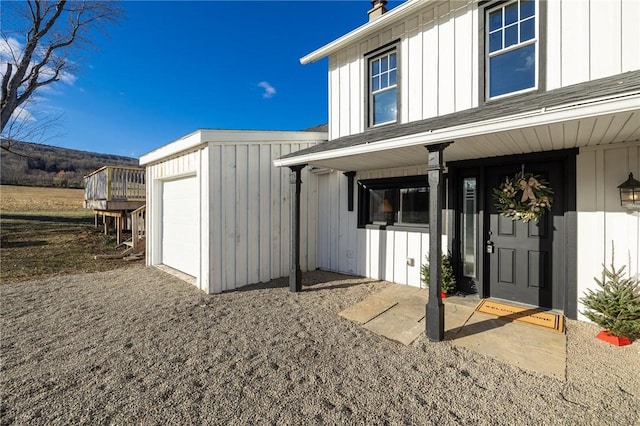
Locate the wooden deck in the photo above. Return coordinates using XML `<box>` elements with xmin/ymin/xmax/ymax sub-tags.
<box><xmin>83</xmin><ymin>166</ymin><xmax>145</xmax><ymax>211</ymax></box>
<box><xmin>84</xmin><ymin>166</ymin><xmax>146</xmax><ymax>252</ymax></box>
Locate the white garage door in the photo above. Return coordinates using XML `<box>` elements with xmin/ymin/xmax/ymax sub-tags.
<box><xmin>162</xmin><ymin>176</ymin><xmax>199</xmax><ymax>277</ymax></box>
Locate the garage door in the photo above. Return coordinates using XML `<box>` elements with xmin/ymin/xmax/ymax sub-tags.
<box><xmin>162</xmin><ymin>176</ymin><xmax>199</xmax><ymax>277</ymax></box>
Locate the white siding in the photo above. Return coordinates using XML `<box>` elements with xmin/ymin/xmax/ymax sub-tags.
<box><xmin>146</xmin><ymin>136</ymin><xmax>322</xmax><ymax>294</ymax></box>
<box><xmin>576</xmin><ymin>141</ymin><xmax>640</xmax><ymax>321</ymax></box>
<box><xmin>549</xmin><ymin>0</ymin><xmax>639</xmax><ymax>90</ymax></box>
<box><xmin>328</xmin><ymin>0</ymin><xmax>478</xmax><ymax>139</ymax></box>
<box><xmin>326</xmin><ymin>0</ymin><xmax>639</xmax><ymax>139</ymax></box>
<box><xmin>317</xmin><ymin>165</ymin><xmax>449</xmax><ymax>287</ymax></box>
<box><xmin>206</xmin><ymin>141</ymin><xmax>319</xmax><ymax>293</ymax></box>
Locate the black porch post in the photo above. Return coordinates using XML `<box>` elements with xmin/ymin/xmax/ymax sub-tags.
<box><xmin>425</xmin><ymin>143</ymin><xmax>451</xmax><ymax>342</ymax></box>
<box><xmin>289</xmin><ymin>164</ymin><xmax>305</xmax><ymax>292</ymax></box>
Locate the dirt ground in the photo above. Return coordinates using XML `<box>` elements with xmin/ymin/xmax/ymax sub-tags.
<box><xmin>1</xmin><ymin>267</ymin><xmax>638</xmax><ymax>425</ymax></box>
<box><xmin>1</xmin><ymin>185</ymin><xmax>140</xmax><ymax>283</ymax></box>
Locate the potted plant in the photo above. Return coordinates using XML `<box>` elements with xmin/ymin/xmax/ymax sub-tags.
<box><xmin>580</xmin><ymin>249</ymin><xmax>640</xmax><ymax>346</ymax></box>
<box><xmin>421</xmin><ymin>252</ymin><xmax>456</xmax><ymax>298</ymax></box>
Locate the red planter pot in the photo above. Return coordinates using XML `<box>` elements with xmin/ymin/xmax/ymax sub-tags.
<box><xmin>596</xmin><ymin>330</ymin><xmax>632</xmax><ymax>346</ymax></box>
<box><xmin>441</xmin><ymin>292</ymin><xmax>447</xmax><ymax>299</ymax></box>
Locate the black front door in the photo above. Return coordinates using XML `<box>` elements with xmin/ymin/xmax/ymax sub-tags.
<box><xmin>485</xmin><ymin>161</ymin><xmax>565</xmax><ymax>310</ymax></box>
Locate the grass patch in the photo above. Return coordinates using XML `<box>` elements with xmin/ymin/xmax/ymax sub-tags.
<box><xmin>1</xmin><ymin>185</ymin><xmax>140</xmax><ymax>284</ymax></box>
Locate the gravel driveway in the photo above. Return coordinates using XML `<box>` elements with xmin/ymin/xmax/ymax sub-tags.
<box><xmin>1</xmin><ymin>266</ymin><xmax>638</xmax><ymax>425</ymax></box>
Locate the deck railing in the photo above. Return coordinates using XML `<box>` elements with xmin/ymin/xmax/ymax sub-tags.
<box><xmin>131</xmin><ymin>204</ymin><xmax>146</xmax><ymax>253</ymax></box>
<box><xmin>84</xmin><ymin>166</ymin><xmax>145</xmax><ymax>201</ymax></box>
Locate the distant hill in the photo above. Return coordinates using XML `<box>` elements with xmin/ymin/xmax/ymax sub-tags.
<box><xmin>0</xmin><ymin>140</ymin><xmax>139</xmax><ymax>188</ymax></box>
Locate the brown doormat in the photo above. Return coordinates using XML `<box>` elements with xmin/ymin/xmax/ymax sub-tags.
<box><xmin>474</xmin><ymin>300</ymin><xmax>565</xmax><ymax>333</ymax></box>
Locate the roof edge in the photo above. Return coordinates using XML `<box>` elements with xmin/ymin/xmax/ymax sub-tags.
<box><xmin>300</xmin><ymin>0</ymin><xmax>435</xmax><ymax>64</ymax></box>
<box><xmin>140</xmin><ymin>129</ymin><xmax>328</xmax><ymax>166</ymax></box>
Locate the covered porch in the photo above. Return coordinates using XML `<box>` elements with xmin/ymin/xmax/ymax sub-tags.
<box><xmin>275</xmin><ymin>71</ymin><xmax>640</xmax><ymax>341</ymax></box>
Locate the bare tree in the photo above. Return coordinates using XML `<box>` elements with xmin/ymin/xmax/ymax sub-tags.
<box><xmin>1</xmin><ymin>0</ymin><xmax>122</xmax><ymax>152</ymax></box>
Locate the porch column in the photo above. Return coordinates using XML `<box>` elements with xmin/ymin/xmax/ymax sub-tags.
<box><xmin>425</xmin><ymin>142</ymin><xmax>451</xmax><ymax>342</ymax></box>
<box><xmin>289</xmin><ymin>164</ymin><xmax>306</xmax><ymax>292</ymax></box>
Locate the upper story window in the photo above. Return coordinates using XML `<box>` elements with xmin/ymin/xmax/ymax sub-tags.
<box><xmin>486</xmin><ymin>0</ymin><xmax>537</xmax><ymax>99</ymax></box>
<box><xmin>369</xmin><ymin>50</ymin><xmax>398</xmax><ymax>126</ymax></box>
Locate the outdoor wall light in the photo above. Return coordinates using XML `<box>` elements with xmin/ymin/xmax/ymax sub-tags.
<box><xmin>618</xmin><ymin>173</ymin><xmax>640</xmax><ymax>209</ymax></box>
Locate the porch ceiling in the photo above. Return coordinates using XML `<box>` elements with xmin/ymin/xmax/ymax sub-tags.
<box><xmin>296</xmin><ymin>107</ymin><xmax>640</xmax><ymax>172</ymax></box>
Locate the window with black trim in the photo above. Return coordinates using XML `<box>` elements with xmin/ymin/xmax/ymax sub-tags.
<box><xmin>485</xmin><ymin>0</ymin><xmax>537</xmax><ymax>99</ymax></box>
<box><xmin>369</xmin><ymin>50</ymin><xmax>398</xmax><ymax>126</ymax></box>
<box><xmin>358</xmin><ymin>176</ymin><xmax>429</xmax><ymax>228</ymax></box>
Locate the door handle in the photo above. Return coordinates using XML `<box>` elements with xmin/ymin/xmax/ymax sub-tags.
<box><xmin>486</xmin><ymin>240</ymin><xmax>495</xmax><ymax>254</ymax></box>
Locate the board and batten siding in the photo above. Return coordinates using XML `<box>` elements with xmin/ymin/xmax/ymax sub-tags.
<box><xmin>329</xmin><ymin>0</ymin><xmax>478</xmax><ymax>140</ymax></box>
<box><xmin>317</xmin><ymin>165</ymin><xmax>448</xmax><ymax>287</ymax></box>
<box><xmin>327</xmin><ymin>0</ymin><xmax>638</xmax><ymax>140</ymax></box>
<box><xmin>207</xmin><ymin>141</ymin><xmax>319</xmax><ymax>293</ymax></box>
<box><xmin>145</xmin><ymin>136</ymin><xmax>322</xmax><ymax>294</ymax></box>
<box><xmin>576</xmin><ymin>141</ymin><xmax>640</xmax><ymax>321</ymax></box>
<box><xmin>547</xmin><ymin>0</ymin><xmax>640</xmax><ymax>90</ymax></box>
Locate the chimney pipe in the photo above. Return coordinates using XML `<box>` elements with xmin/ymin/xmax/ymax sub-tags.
<box><xmin>368</xmin><ymin>0</ymin><xmax>388</xmax><ymax>22</ymax></box>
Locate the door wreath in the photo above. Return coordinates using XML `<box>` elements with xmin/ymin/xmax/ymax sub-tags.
<box><xmin>492</xmin><ymin>172</ymin><xmax>553</xmax><ymax>223</ymax></box>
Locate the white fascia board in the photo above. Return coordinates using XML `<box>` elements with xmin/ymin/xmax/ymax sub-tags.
<box><xmin>199</xmin><ymin>129</ymin><xmax>327</xmax><ymax>145</ymax></box>
<box><xmin>140</xmin><ymin>129</ymin><xmax>327</xmax><ymax>165</ymax></box>
<box><xmin>300</xmin><ymin>0</ymin><xmax>434</xmax><ymax>64</ymax></box>
<box><xmin>140</xmin><ymin>130</ymin><xmax>206</xmax><ymax>166</ymax></box>
<box><xmin>273</xmin><ymin>92</ymin><xmax>640</xmax><ymax>167</ymax></box>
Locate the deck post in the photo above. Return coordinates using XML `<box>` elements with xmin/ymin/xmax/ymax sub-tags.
<box><xmin>288</xmin><ymin>165</ymin><xmax>305</xmax><ymax>292</ymax></box>
<box><xmin>425</xmin><ymin>142</ymin><xmax>451</xmax><ymax>342</ymax></box>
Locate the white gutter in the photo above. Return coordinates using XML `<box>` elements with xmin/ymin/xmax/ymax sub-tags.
<box><xmin>300</xmin><ymin>0</ymin><xmax>434</xmax><ymax>64</ymax></box>
<box><xmin>273</xmin><ymin>92</ymin><xmax>640</xmax><ymax>167</ymax></box>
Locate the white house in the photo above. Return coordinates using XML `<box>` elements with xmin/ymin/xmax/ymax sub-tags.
<box><xmin>274</xmin><ymin>0</ymin><xmax>640</xmax><ymax>335</ymax></box>
<box><xmin>139</xmin><ymin>129</ymin><xmax>327</xmax><ymax>293</ymax></box>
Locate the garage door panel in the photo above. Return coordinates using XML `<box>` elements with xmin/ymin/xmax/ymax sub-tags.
<box><xmin>162</xmin><ymin>177</ymin><xmax>199</xmax><ymax>277</ymax></box>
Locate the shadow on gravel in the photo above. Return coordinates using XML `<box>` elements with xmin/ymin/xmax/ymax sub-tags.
<box><xmin>233</xmin><ymin>278</ymin><xmax>288</xmax><ymax>292</ymax></box>
<box><xmin>303</xmin><ymin>280</ymin><xmax>382</xmax><ymax>292</ymax></box>
<box><xmin>230</xmin><ymin>272</ymin><xmax>375</xmax><ymax>293</ymax></box>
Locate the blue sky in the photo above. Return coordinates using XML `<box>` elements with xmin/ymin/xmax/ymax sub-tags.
<box><xmin>3</xmin><ymin>1</ymin><xmax>402</xmax><ymax>159</ymax></box>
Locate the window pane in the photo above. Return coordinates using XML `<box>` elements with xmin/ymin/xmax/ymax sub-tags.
<box><xmin>372</xmin><ymin>76</ymin><xmax>380</xmax><ymax>91</ymax></box>
<box><xmin>505</xmin><ymin>2</ymin><xmax>518</xmax><ymax>25</ymax></box>
<box><xmin>369</xmin><ymin>189</ymin><xmax>398</xmax><ymax>224</ymax></box>
<box><xmin>520</xmin><ymin>0</ymin><xmax>535</xmax><ymax>19</ymax></box>
<box><xmin>489</xmin><ymin>10</ymin><xmax>502</xmax><ymax>31</ymax></box>
<box><xmin>505</xmin><ymin>24</ymin><xmax>518</xmax><ymax>48</ymax></box>
<box><xmin>381</xmin><ymin>56</ymin><xmax>388</xmax><ymax>72</ymax></box>
<box><xmin>489</xmin><ymin>44</ymin><xmax>535</xmax><ymax>97</ymax></box>
<box><xmin>372</xmin><ymin>59</ymin><xmax>380</xmax><ymax>75</ymax></box>
<box><xmin>521</xmin><ymin>17</ymin><xmax>535</xmax><ymax>41</ymax></box>
<box><xmin>381</xmin><ymin>73</ymin><xmax>388</xmax><ymax>88</ymax></box>
<box><xmin>489</xmin><ymin>30</ymin><xmax>502</xmax><ymax>53</ymax></box>
<box><xmin>462</xmin><ymin>178</ymin><xmax>477</xmax><ymax>278</ymax></box>
<box><xmin>399</xmin><ymin>187</ymin><xmax>429</xmax><ymax>224</ymax></box>
<box><xmin>389</xmin><ymin>53</ymin><xmax>397</xmax><ymax>69</ymax></box>
<box><xmin>389</xmin><ymin>69</ymin><xmax>397</xmax><ymax>86</ymax></box>
<box><xmin>373</xmin><ymin>88</ymin><xmax>397</xmax><ymax>124</ymax></box>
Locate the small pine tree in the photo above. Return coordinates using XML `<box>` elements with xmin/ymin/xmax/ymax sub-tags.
<box><xmin>580</xmin><ymin>253</ymin><xmax>640</xmax><ymax>338</ymax></box>
<box><xmin>420</xmin><ymin>252</ymin><xmax>456</xmax><ymax>295</ymax></box>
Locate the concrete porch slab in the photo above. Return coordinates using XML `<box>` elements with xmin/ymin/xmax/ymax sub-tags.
<box><xmin>445</xmin><ymin>297</ymin><xmax>566</xmax><ymax>379</ymax></box>
<box><xmin>338</xmin><ymin>285</ymin><xmax>426</xmax><ymax>324</ymax></box>
<box><xmin>339</xmin><ymin>286</ymin><xmax>567</xmax><ymax>379</ymax></box>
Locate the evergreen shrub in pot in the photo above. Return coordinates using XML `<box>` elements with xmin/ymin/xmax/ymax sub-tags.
<box><xmin>580</xmin><ymin>250</ymin><xmax>640</xmax><ymax>346</ymax></box>
<box><xmin>421</xmin><ymin>252</ymin><xmax>456</xmax><ymax>297</ymax></box>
